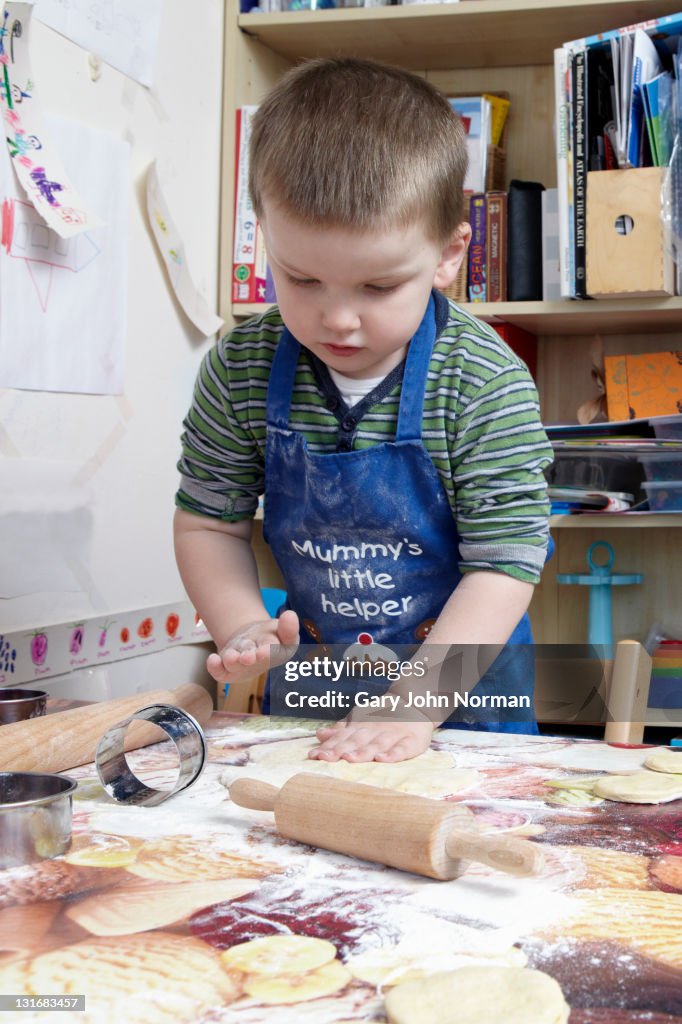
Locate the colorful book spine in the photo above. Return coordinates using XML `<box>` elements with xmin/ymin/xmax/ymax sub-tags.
<box><xmin>563</xmin><ymin>11</ymin><xmax>682</xmax><ymax>52</ymax></box>
<box><xmin>486</xmin><ymin>190</ymin><xmax>507</xmax><ymax>302</ymax></box>
<box><xmin>467</xmin><ymin>193</ymin><xmax>487</xmax><ymax>302</ymax></box>
<box><xmin>482</xmin><ymin>92</ymin><xmax>510</xmax><ymax>147</ymax></box>
<box><xmin>232</xmin><ymin>106</ymin><xmax>271</xmax><ymax>304</ymax></box>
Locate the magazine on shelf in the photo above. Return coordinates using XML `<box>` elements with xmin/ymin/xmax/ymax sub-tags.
<box><xmin>548</xmin><ymin>486</ymin><xmax>634</xmax><ymax>512</ymax></box>
<box><xmin>642</xmin><ymin>71</ymin><xmax>675</xmax><ymax>166</ymax></box>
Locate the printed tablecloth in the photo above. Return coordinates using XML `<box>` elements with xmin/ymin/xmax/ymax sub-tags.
<box><xmin>1</xmin><ymin>714</ymin><xmax>681</xmax><ymax>1023</ymax></box>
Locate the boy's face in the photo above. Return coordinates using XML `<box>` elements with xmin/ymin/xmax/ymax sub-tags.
<box><xmin>260</xmin><ymin>201</ymin><xmax>470</xmax><ymax>380</ymax></box>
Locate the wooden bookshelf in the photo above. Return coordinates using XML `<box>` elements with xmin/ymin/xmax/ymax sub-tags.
<box><xmin>233</xmin><ymin>298</ymin><xmax>682</xmax><ymax>336</ymax></box>
<box><xmin>239</xmin><ymin>1</ymin><xmax>682</xmax><ymax>71</ymax></box>
<box><xmin>222</xmin><ymin>0</ymin><xmax>682</xmax><ymax>656</ymax></box>
<box><xmin>551</xmin><ymin>514</ymin><xmax>682</xmax><ymax>528</ymax></box>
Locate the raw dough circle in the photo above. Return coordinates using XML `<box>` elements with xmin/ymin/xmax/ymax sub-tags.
<box><xmin>644</xmin><ymin>748</ymin><xmax>682</xmax><ymax>775</ymax></box>
<box><xmin>384</xmin><ymin>965</ymin><xmax>569</xmax><ymax>1024</ymax></box>
<box><xmin>245</xmin><ymin>737</ymin><xmax>479</xmax><ymax>797</ymax></box>
<box><xmin>593</xmin><ymin>770</ymin><xmax>682</xmax><ymax>804</ymax></box>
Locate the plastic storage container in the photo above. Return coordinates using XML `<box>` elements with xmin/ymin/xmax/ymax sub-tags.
<box><xmin>546</xmin><ymin>451</ymin><xmax>644</xmax><ymax>494</ymax></box>
<box><xmin>642</xmin><ymin>480</ymin><xmax>682</xmax><ymax>511</ymax></box>
<box><xmin>651</xmin><ymin>415</ymin><xmax>682</xmax><ymax>440</ymax></box>
<box><xmin>639</xmin><ymin>452</ymin><xmax>682</xmax><ymax>481</ymax></box>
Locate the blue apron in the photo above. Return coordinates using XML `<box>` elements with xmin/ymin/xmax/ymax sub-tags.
<box><xmin>262</xmin><ymin>294</ymin><xmax>537</xmax><ymax>733</ymax></box>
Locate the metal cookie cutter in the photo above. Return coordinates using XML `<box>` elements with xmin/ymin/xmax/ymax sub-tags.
<box><xmin>95</xmin><ymin>704</ymin><xmax>206</xmax><ymax>806</ymax></box>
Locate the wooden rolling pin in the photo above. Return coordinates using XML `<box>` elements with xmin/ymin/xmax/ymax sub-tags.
<box><xmin>230</xmin><ymin>773</ymin><xmax>545</xmax><ymax>880</ymax></box>
<box><xmin>0</xmin><ymin>683</ymin><xmax>213</xmax><ymax>773</ymax></box>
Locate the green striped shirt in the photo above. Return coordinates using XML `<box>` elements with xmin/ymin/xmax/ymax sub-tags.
<box><xmin>176</xmin><ymin>293</ymin><xmax>553</xmax><ymax>584</ymax></box>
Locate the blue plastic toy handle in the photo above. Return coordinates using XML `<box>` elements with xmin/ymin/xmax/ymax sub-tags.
<box><xmin>556</xmin><ymin>541</ymin><xmax>643</xmax><ymax>656</ymax></box>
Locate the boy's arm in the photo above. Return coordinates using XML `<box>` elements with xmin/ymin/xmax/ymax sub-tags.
<box><xmin>173</xmin><ymin>509</ymin><xmax>298</xmax><ymax>686</ymax></box>
<box><xmin>311</xmin><ymin>571</ymin><xmax>534</xmax><ymax>763</ymax></box>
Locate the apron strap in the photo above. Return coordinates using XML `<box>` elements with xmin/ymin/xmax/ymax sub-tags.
<box><xmin>395</xmin><ymin>293</ymin><xmax>436</xmax><ymax>442</ymax></box>
<box><xmin>266</xmin><ymin>293</ymin><xmax>438</xmax><ymax>441</ymax></box>
<box><xmin>266</xmin><ymin>330</ymin><xmax>301</xmax><ymax>431</ymax></box>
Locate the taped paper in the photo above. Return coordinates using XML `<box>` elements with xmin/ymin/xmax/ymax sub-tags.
<box><xmin>0</xmin><ymin>2</ymin><xmax>103</xmax><ymax>238</ymax></box>
<box><xmin>146</xmin><ymin>161</ymin><xmax>223</xmax><ymax>337</ymax></box>
<box><xmin>35</xmin><ymin>0</ymin><xmax>163</xmax><ymax>90</ymax></box>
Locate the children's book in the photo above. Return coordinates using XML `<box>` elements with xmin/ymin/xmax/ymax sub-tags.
<box><xmin>485</xmin><ymin>191</ymin><xmax>507</xmax><ymax>302</ymax></box>
<box><xmin>448</xmin><ymin>96</ymin><xmax>491</xmax><ymax>195</ymax></box>
<box><xmin>467</xmin><ymin>193</ymin><xmax>487</xmax><ymax>302</ymax></box>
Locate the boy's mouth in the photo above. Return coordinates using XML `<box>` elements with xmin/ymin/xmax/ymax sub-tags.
<box><xmin>323</xmin><ymin>344</ymin><xmax>361</xmax><ymax>357</ymax></box>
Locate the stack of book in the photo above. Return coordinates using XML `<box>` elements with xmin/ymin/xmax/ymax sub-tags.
<box><xmin>465</xmin><ymin>180</ymin><xmax>547</xmax><ymax>304</ymax></box>
<box><xmin>554</xmin><ymin>12</ymin><xmax>682</xmax><ymax>299</ymax></box>
<box><xmin>467</xmin><ymin>190</ymin><xmax>507</xmax><ymax>302</ymax></box>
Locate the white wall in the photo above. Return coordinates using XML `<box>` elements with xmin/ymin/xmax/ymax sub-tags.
<box><xmin>0</xmin><ymin>0</ymin><xmax>225</xmax><ymax>632</ymax></box>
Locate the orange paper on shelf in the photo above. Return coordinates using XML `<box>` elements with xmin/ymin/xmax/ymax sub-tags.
<box><xmin>605</xmin><ymin>351</ymin><xmax>682</xmax><ymax>421</ymax></box>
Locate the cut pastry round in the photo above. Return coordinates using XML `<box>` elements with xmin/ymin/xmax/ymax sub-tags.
<box><xmin>242</xmin><ymin>958</ymin><xmax>350</xmax><ymax>1005</ymax></box>
<box><xmin>384</xmin><ymin>966</ymin><xmax>569</xmax><ymax>1024</ymax></box>
<box><xmin>644</xmin><ymin>749</ymin><xmax>682</xmax><ymax>775</ymax></box>
<box><xmin>593</xmin><ymin>771</ymin><xmax>682</xmax><ymax>804</ymax></box>
<box><xmin>220</xmin><ymin>934</ymin><xmax>337</xmax><ymax>976</ymax></box>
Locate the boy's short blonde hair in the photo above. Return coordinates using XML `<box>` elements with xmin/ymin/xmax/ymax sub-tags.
<box><xmin>249</xmin><ymin>57</ymin><xmax>468</xmax><ymax>244</ymax></box>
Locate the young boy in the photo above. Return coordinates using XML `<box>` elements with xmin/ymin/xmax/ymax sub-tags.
<box><xmin>174</xmin><ymin>57</ymin><xmax>553</xmax><ymax>764</ymax></box>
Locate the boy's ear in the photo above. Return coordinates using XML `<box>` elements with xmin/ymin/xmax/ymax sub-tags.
<box><xmin>432</xmin><ymin>223</ymin><xmax>472</xmax><ymax>289</ymax></box>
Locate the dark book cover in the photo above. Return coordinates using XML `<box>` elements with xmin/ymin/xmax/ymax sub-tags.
<box><xmin>507</xmin><ymin>179</ymin><xmax>544</xmax><ymax>301</ymax></box>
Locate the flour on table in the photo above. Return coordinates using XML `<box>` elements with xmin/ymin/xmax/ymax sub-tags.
<box><xmin>231</xmin><ymin>736</ymin><xmax>479</xmax><ymax>797</ymax></box>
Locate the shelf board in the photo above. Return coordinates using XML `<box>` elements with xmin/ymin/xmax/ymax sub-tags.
<box><xmin>232</xmin><ymin>297</ymin><xmax>682</xmax><ymax>335</ymax></box>
<box><xmin>239</xmin><ymin>0</ymin><xmax>682</xmax><ymax>71</ymax></box>
<box><xmin>644</xmin><ymin>708</ymin><xmax>682</xmax><ymax>726</ymax></box>
<box><xmin>477</xmin><ymin>298</ymin><xmax>682</xmax><ymax>335</ymax></box>
<box><xmin>550</xmin><ymin>513</ymin><xmax>682</xmax><ymax>528</ymax></box>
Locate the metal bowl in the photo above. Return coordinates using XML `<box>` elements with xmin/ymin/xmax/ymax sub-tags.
<box><xmin>0</xmin><ymin>688</ymin><xmax>48</xmax><ymax>725</ymax></box>
<box><xmin>0</xmin><ymin>772</ymin><xmax>77</xmax><ymax>868</ymax></box>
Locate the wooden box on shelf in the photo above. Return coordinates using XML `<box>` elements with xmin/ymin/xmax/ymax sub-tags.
<box><xmin>586</xmin><ymin>167</ymin><xmax>675</xmax><ymax>300</ymax></box>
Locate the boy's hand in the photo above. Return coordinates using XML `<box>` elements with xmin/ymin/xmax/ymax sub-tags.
<box><xmin>309</xmin><ymin>718</ymin><xmax>434</xmax><ymax>764</ymax></box>
<box><xmin>206</xmin><ymin>609</ymin><xmax>299</xmax><ymax>686</ymax></box>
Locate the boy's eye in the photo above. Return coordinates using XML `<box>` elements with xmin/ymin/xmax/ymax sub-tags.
<box><xmin>287</xmin><ymin>275</ymin><xmax>318</xmax><ymax>287</ymax></box>
<box><xmin>365</xmin><ymin>283</ymin><xmax>398</xmax><ymax>294</ymax></box>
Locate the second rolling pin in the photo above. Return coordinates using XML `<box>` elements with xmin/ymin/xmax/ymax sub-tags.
<box><xmin>229</xmin><ymin>772</ymin><xmax>544</xmax><ymax>880</ymax></box>
<box><xmin>0</xmin><ymin>683</ymin><xmax>213</xmax><ymax>773</ymax></box>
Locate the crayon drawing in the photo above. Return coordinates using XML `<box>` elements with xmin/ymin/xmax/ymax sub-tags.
<box><xmin>2</xmin><ymin>197</ymin><xmax>100</xmax><ymax>311</ymax></box>
<box><xmin>1</xmin><ymin>4</ymin><xmax>102</xmax><ymax>237</ymax></box>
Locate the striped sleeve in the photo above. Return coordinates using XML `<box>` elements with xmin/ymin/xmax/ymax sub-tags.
<box><xmin>446</xmin><ymin>311</ymin><xmax>553</xmax><ymax>584</ymax></box>
<box><xmin>175</xmin><ymin>315</ymin><xmax>280</xmax><ymax>520</ymax></box>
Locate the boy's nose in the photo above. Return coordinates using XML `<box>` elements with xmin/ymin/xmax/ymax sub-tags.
<box><xmin>321</xmin><ymin>305</ymin><xmax>361</xmax><ymax>335</ymax></box>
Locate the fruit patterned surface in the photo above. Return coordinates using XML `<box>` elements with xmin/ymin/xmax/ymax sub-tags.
<box><xmin>1</xmin><ymin>715</ymin><xmax>682</xmax><ymax>1022</ymax></box>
